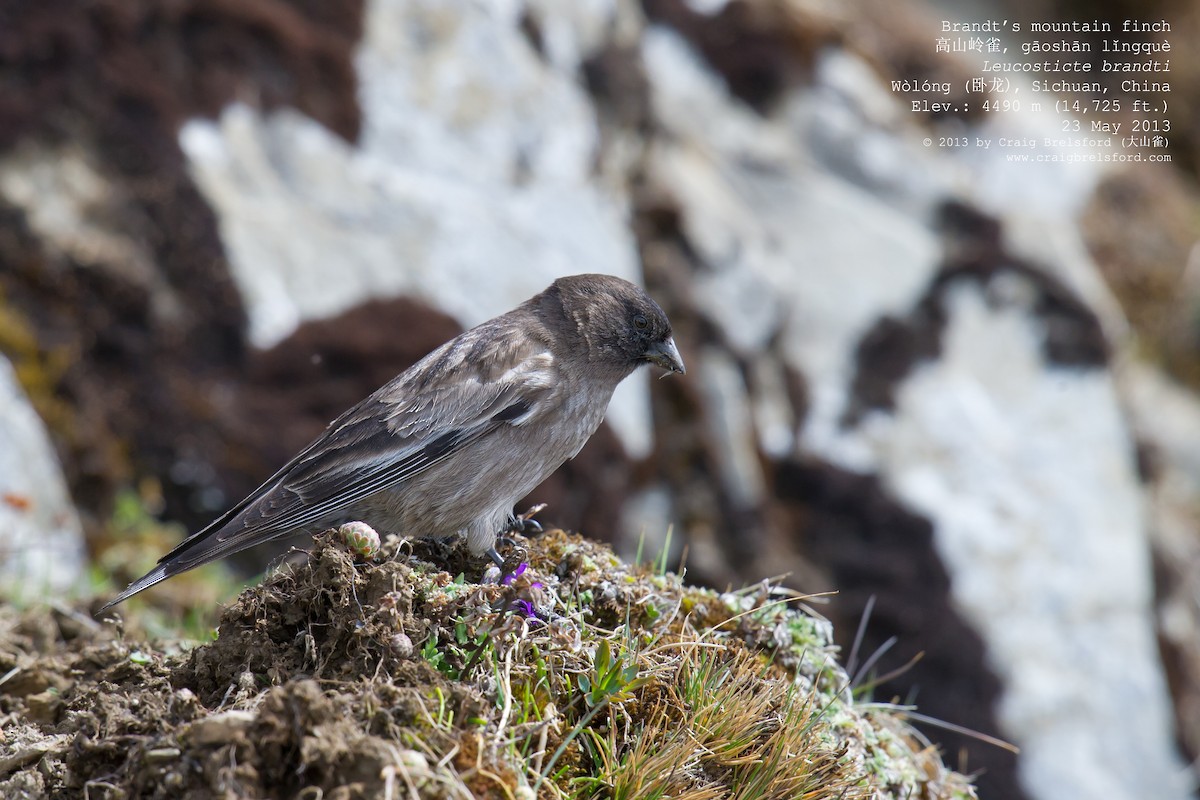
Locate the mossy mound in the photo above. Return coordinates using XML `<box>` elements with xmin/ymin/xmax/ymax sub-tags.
<box><xmin>0</xmin><ymin>529</ymin><xmax>976</xmax><ymax>799</ymax></box>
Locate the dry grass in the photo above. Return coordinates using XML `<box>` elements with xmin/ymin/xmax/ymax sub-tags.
<box><xmin>575</xmin><ymin>644</ymin><xmax>863</xmax><ymax>800</ymax></box>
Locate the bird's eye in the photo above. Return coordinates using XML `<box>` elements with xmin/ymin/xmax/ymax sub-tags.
<box><xmin>633</xmin><ymin>314</ymin><xmax>649</xmax><ymax>330</ymax></box>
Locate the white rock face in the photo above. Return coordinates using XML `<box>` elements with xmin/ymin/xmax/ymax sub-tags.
<box><xmin>180</xmin><ymin>0</ymin><xmax>651</xmax><ymax>455</ymax></box>
<box><xmin>0</xmin><ymin>142</ymin><xmax>183</xmax><ymax>324</ymax></box>
<box><xmin>0</xmin><ymin>356</ymin><xmax>86</xmax><ymax>601</ymax></box>
<box><xmin>642</xmin><ymin>30</ymin><xmax>943</xmax><ymax>469</ymax></box>
<box><xmin>878</xmin><ymin>284</ymin><xmax>1184</xmax><ymax>800</ymax></box>
<box><xmin>640</xmin><ymin>23</ymin><xmax>1189</xmax><ymax>800</ymax></box>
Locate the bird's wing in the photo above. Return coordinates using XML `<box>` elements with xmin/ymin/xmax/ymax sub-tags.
<box><xmin>228</xmin><ymin>342</ymin><xmax>557</xmax><ymax>541</ymax></box>
<box><xmin>100</xmin><ymin>323</ymin><xmax>557</xmax><ymax>609</ymax></box>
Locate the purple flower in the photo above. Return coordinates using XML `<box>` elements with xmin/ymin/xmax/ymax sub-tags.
<box><xmin>502</xmin><ymin>562</ymin><xmax>529</xmax><ymax>586</ymax></box>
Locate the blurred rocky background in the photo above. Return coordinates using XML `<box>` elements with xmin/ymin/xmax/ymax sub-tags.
<box><xmin>2</xmin><ymin>0</ymin><xmax>1199</xmax><ymax>798</ymax></box>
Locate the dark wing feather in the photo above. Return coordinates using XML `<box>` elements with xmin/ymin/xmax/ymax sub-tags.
<box><xmin>100</xmin><ymin>319</ymin><xmax>555</xmax><ymax>610</ymax></box>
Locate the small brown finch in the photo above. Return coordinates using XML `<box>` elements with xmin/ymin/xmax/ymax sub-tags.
<box><xmin>101</xmin><ymin>274</ymin><xmax>683</xmax><ymax>609</ymax></box>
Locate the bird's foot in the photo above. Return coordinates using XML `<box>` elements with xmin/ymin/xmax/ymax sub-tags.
<box><xmin>505</xmin><ymin>503</ymin><xmax>548</xmax><ymax>537</ymax></box>
<box><xmin>482</xmin><ymin>542</ymin><xmax>529</xmax><ymax>584</ymax></box>
<box><xmin>486</xmin><ymin>536</ymin><xmax>529</xmax><ymax>566</ymax></box>
<box><xmin>482</xmin><ymin>505</ymin><xmax>545</xmax><ymax>580</ymax></box>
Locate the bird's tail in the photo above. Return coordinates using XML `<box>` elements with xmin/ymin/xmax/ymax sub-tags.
<box><xmin>97</xmin><ymin>564</ymin><xmax>175</xmax><ymax>612</ymax></box>
<box><xmin>96</xmin><ymin>515</ymin><xmax>287</xmax><ymax>613</ymax></box>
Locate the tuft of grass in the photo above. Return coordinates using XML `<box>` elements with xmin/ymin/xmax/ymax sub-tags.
<box><xmin>573</xmin><ymin>643</ymin><xmax>865</xmax><ymax>800</ymax></box>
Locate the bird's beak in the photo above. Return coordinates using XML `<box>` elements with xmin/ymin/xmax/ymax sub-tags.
<box><xmin>645</xmin><ymin>336</ymin><xmax>685</xmax><ymax>375</ymax></box>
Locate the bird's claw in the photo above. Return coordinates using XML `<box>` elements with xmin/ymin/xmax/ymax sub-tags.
<box><xmin>507</xmin><ymin>503</ymin><xmax>547</xmax><ymax>537</ymax></box>
<box><xmin>515</xmin><ymin>518</ymin><xmax>542</xmax><ymax>535</ymax></box>
<box><xmin>483</xmin><ymin>504</ymin><xmax>547</xmax><ymax>574</ymax></box>
<box><xmin>485</xmin><ymin>535</ymin><xmax>529</xmax><ymax>573</ymax></box>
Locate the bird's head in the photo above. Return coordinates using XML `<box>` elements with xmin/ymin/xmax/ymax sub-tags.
<box><xmin>547</xmin><ymin>274</ymin><xmax>685</xmax><ymax>377</ymax></box>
